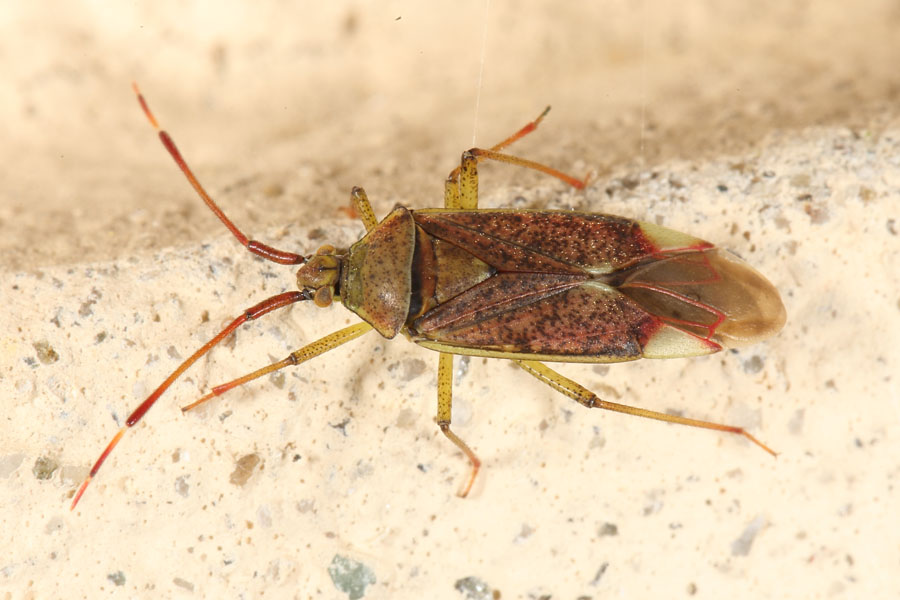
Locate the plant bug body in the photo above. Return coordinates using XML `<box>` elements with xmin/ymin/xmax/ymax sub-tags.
<box><xmin>70</xmin><ymin>85</ymin><xmax>786</xmax><ymax>509</ymax></box>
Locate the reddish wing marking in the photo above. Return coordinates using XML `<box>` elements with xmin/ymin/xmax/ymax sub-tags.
<box><xmin>623</xmin><ymin>251</ymin><xmax>727</xmax><ymax>342</ymax></box>
<box><xmin>644</xmin><ymin>249</ymin><xmax>723</xmax><ymax>285</ymax></box>
<box><xmin>622</xmin><ymin>280</ymin><xmax>728</xmax><ymax>342</ymax></box>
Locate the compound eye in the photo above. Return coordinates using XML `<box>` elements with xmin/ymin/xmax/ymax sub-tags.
<box><xmin>313</xmin><ymin>286</ymin><xmax>334</xmax><ymax>307</ymax></box>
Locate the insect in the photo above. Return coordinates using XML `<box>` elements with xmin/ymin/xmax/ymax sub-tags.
<box><xmin>70</xmin><ymin>84</ymin><xmax>786</xmax><ymax>509</ymax></box>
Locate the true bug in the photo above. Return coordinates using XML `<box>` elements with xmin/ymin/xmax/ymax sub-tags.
<box><xmin>70</xmin><ymin>85</ymin><xmax>786</xmax><ymax>509</ymax></box>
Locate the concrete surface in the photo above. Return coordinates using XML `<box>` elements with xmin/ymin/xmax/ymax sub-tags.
<box><xmin>1</xmin><ymin>2</ymin><xmax>898</xmax><ymax>599</ymax></box>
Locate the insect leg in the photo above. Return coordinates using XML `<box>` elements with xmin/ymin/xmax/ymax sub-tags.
<box><xmin>444</xmin><ymin>106</ymin><xmax>550</xmax><ymax>208</ymax></box>
<box><xmin>181</xmin><ymin>322</ymin><xmax>374</xmax><ymax>412</ymax></box>
<box><xmin>444</xmin><ymin>106</ymin><xmax>590</xmax><ymax>209</ymax></box>
<box><xmin>70</xmin><ymin>291</ymin><xmax>308</xmax><ymax>509</ymax></box>
<box><xmin>514</xmin><ymin>360</ymin><xmax>777</xmax><ymax>456</ymax></box>
<box><xmin>350</xmin><ymin>186</ymin><xmax>378</xmax><ymax>232</ymax></box>
<box><xmin>133</xmin><ymin>83</ymin><xmax>305</xmax><ymax>265</ymax></box>
<box><xmin>436</xmin><ymin>352</ymin><xmax>481</xmax><ymax>497</ymax></box>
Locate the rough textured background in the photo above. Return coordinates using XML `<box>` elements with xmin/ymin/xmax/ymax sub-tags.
<box><xmin>2</xmin><ymin>1</ymin><xmax>898</xmax><ymax>599</ymax></box>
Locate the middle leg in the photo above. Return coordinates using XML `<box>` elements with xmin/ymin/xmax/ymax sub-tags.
<box><xmin>436</xmin><ymin>352</ymin><xmax>481</xmax><ymax>497</ymax></box>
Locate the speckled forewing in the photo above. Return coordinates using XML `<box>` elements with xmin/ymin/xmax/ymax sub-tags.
<box><xmin>412</xmin><ymin>272</ymin><xmax>662</xmax><ymax>359</ymax></box>
<box><xmin>413</xmin><ymin>210</ymin><xmax>659</xmax><ymax>274</ymax></box>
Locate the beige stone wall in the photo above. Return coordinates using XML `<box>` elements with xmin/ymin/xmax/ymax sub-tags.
<box><xmin>2</xmin><ymin>2</ymin><xmax>897</xmax><ymax>598</ymax></box>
